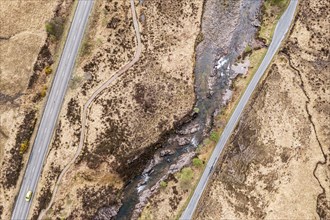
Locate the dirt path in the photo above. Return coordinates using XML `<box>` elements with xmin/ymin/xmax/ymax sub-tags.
<box><xmin>38</xmin><ymin>0</ymin><xmax>142</xmax><ymax>218</ymax></box>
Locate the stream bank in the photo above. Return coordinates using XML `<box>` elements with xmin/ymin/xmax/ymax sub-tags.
<box><xmin>97</xmin><ymin>0</ymin><xmax>263</xmax><ymax>219</ymax></box>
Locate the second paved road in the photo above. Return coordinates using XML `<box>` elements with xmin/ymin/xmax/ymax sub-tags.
<box><xmin>11</xmin><ymin>0</ymin><xmax>94</xmax><ymax>219</ymax></box>
<box><xmin>180</xmin><ymin>0</ymin><xmax>299</xmax><ymax>219</ymax></box>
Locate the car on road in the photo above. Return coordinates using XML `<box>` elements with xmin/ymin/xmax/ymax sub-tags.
<box><xmin>25</xmin><ymin>190</ymin><xmax>33</xmax><ymax>202</ymax></box>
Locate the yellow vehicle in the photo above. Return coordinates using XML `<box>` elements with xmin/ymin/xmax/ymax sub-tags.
<box><xmin>25</xmin><ymin>190</ymin><xmax>32</xmax><ymax>202</ymax></box>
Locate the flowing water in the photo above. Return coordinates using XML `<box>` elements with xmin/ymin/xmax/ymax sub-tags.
<box><xmin>111</xmin><ymin>0</ymin><xmax>262</xmax><ymax>219</ymax></box>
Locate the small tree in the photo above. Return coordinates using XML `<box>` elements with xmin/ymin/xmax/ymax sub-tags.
<box><xmin>45</xmin><ymin>66</ymin><xmax>53</xmax><ymax>75</ymax></box>
<box><xmin>40</xmin><ymin>86</ymin><xmax>48</xmax><ymax>97</ymax></box>
<box><xmin>45</xmin><ymin>23</ymin><xmax>54</xmax><ymax>35</ymax></box>
<box><xmin>244</xmin><ymin>44</ymin><xmax>252</xmax><ymax>53</ymax></box>
<box><xmin>193</xmin><ymin>107</ymin><xmax>200</xmax><ymax>113</ymax></box>
<box><xmin>45</xmin><ymin>17</ymin><xmax>64</xmax><ymax>40</ymax></box>
<box><xmin>210</xmin><ymin>131</ymin><xmax>219</xmax><ymax>142</ymax></box>
<box><xmin>179</xmin><ymin>167</ymin><xmax>194</xmax><ymax>190</ymax></box>
<box><xmin>160</xmin><ymin>181</ymin><xmax>167</xmax><ymax>188</ymax></box>
<box><xmin>192</xmin><ymin>158</ymin><xmax>203</xmax><ymax>168</ymax></box>
<box><xmin>19</xmin><ymin>140</ymin><xmax>29</xmax><ymax>155</ymax></box>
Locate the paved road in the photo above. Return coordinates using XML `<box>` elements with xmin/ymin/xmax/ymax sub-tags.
<box><xmin>11</xmin><ymin>1</ymin><xmax>94</xmax><ymax>219</ymax></box>
<box><xmin>39</xmin><ymin>0</ymin><xmax>142</xmax><ymax>218</ymax></box>
<box><xmin>180</xmin><ymin>0</ymin><xmax>299</xmax><ymax>219</ymax></box>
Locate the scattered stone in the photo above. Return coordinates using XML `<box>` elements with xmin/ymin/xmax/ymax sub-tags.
<box><xmin>95</xmin><ymin>204</ymin><xmax>122</xmax><ymax>220</ymax></box>
<box><xmin>177</xmin><ymin>123</ymin><xmax>200</xmax><ymax>135</ymax></box>
<box><xmin>169</xmin><ymin>152</ymin><xmax>195</xmax><ymax>174</ymax></box>
<box><xmin>160</xmin><ymin>149</ymin><xmax>175</xmax><ymax>157</ymax></box>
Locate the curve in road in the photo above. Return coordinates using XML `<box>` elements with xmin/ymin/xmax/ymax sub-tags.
<box><xmin>11</xmin><ymin>1</ymin><xmax>94</xmax><ymax>219</ymax></box>
<box><xmin>39</xmin><ymin>0</ymin><xmax>142</xmax><ymax>218</ymax></box>
<box><xmin>180</xmin><ymin>0</ymin><xmax>299</xmax><ymax>219</ymax></box>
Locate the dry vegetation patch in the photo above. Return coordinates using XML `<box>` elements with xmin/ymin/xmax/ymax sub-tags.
<box><xmin>32</xmin><ymin>0</ymin><xmax>204</xmax><ymax>219</ymax></box>
<box><xmin>83</xmin><ymin>0</ymin><xmax>203</xmax><ymax>180</ymax></box>
<box><xmin>0</xmin><ymin>0</ymin><xmax>75</xmax><ymax>218</ymax></box>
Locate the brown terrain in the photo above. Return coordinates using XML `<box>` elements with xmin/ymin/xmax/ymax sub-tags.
<box><xmin>0</xmin><ymin>0</ymin><xmax>75</xmax><ymax>218</ymax></box>
<box><xmin>2</xmin><ymin>0</ymin><xmax>328</xmax><ymax>219</ymax></box>
<box><xmin>138</xmin><ymin>0</ymin><xmax>284</xmax><ymax>218</ymax></box>
<box><xmin>29</xmin><ymin>0</ymin><xmax>204</xmax><ymax>219</ymax></box>
<box><xmin>196</xmin><ymin>0</ymin><xmax>330</xmax><ymax>219</ymax></box>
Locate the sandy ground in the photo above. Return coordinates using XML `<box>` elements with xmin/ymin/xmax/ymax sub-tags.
<box><xmin>31</xmin><ymin>0</ymin><xmax>204</xmax><ymax>219</ymax></box>
<box><xmin>195</xmin><ymin>0</ymin><xmax>330</xmax><ymax>219</ymax></box>
<box><xmin>0</xmin><ymin>0</ymin><xmax>75</xmax><ymax>218</ymax></box>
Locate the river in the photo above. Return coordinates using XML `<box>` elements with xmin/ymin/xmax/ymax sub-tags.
<box><xmin>98</xmin><ymin>0</ymin><xmax>263</xmax><ymax>219</ymax></box>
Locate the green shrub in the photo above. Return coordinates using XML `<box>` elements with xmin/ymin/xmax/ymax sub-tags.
<box><xmin>179</xmin><ymin>167</ymin><xmax>194</xmax><ymax>190</ymax></box>
<box><xmin>19</xmin><ymin>140</ymin><xmax>29</xmax><ymax>155</ymax></box>
<box><xmin>40</xmin><ymin>86</ymin><xmax>48</xmax><ymax>97</ymax></box>
<box><xmin>45</xmin><ymin>17</ymin><xmax>64</xmax><ymax>40</ymax></box>
<box><xmin>45</xmin><ymin>23</ymin><xmax>54</xmax><ymax>35</ymax></box>
<box><xmin>192</xmin><ymin>158</ymin><xmax>203</xmax><ymax>168</ymax></box>
<box><xmin>210</xmin><ymin>131</ymin><xmax>219</xmax><ymax>142</ymax></box>
<box><xmin>160</xmin><ymin>181</ymin><xmax>167</xmax><ymax>188</ymax></box>
<box><xmin>193</xmin><ymin>107</ymin><xmax>200</xmax><ymax>113</ymax></box>
<box><xmin>244</xmin><ymin>44</ymin><xmax>252</xmax><ymax>53</ymax></box>
<box><xmin>45</xmin><ymin>66</ymin><xmax>53</xmax><ymax>75</ymax></box>
<box><xmin>180</xmin><ymin>167</ymin><xmax>193</xmax><ymax>182</ymax></box>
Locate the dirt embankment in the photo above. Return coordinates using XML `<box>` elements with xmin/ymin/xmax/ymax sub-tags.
<box><xmin>31</xmin><ymin>0</ymin><xmax>203</xmax><ymax>219</ymax></box>
<box><xmin>196</xmin><ymin>0</ymin><xmax>330</xmax><ymax>219</ymax></box>
<box><xmin>0</xmin><ymin>0</ymin><xmax>74</xmax><ymax>218</ymax></box>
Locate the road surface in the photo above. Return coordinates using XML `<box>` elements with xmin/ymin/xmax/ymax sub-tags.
<box><xmin>39</xmin><ymin>0</ymin><xmax>142</xmax><ymax>218</ymax></box>
<box><xmin>11</xmin><ymin>0</ymin><xmax>94</xmax><ymax>219</ymax></box>
<box><xmin>180</xmin><ymin>0</ymin><xmax>299</xmax><ymax>219</ymax></box>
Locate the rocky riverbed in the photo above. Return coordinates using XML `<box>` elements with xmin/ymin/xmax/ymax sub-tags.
<box><xmin>113</xmin><ymin>0</ymin><xmax>263</xmax><ymax>219</ymax></box>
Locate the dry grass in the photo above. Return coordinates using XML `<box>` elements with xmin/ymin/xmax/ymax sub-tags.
<box><xmin>31</xmin><ymin>0</ymin><xmax>204</xmax><ymax>219</ymax></box>
<box><xmin>0</xmin><ymin>1</ymin><xmax>76</xmax><ymax>219</ymax></box>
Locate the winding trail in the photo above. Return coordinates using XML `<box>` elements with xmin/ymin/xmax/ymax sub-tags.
<box><xmin>39</xmin><ymin>0</ymin><xmax>142</xmax><ymax>218</ymax></box>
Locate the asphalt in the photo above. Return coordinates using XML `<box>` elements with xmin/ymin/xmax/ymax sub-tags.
<box><xmin>39</xmin><ymin>0</ymin><xmax>142</xmax><ymax>218</ymax></box>
<box><xmin>11</xmin><ymin>0</ymin><xmax>94</xmax><ymax>219</ymax></box>
<box><xmin>180</xmin><ymin>0</ymin><xmax>299</xmax><ymax>219</ymax></box>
